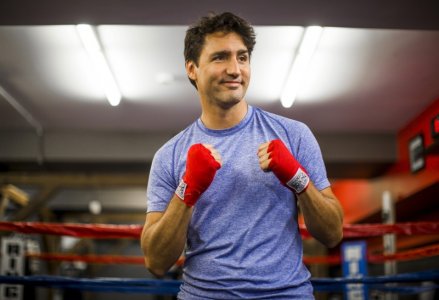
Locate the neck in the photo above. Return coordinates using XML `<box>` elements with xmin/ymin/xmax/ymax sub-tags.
<box><xmin>200</xmin><ymin>101</ymin><xmax>248</xmax><ymax>130</ymax></box>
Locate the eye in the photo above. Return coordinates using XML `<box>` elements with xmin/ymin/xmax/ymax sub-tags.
<box><xmin>212</xmin><ymin>54</ymin><xmax>225</xmax><ymax>61</ymax></box>
<box><xmin>238</xmin><ymin>54</ymin><xmax>248</xmax><ymax>62</ymax></box>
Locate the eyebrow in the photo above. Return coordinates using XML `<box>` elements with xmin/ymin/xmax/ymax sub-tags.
<box><xmin>209</xmin><ymin>49</ymin><xmax>249</xmax><ymax>58</ymax></box>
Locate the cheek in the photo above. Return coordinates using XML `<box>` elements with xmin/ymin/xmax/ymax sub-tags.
<box><xmin>242</xmin><ymin>66</ymin><xmax>250</xmax><ymax>80</ymax></box>
<box><xmin>204</xmin><ymin>69</ymin><xmax>222</xmax><ymax>85</ymax></box>
<box><xmin>198</xmin><ymin>71</ymin><xmax>219</xmax><ymax>92</ymax></box>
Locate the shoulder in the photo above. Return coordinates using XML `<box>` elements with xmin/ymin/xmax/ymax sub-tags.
<box><xmin>148</xmin><ymin>122</ymin><xmax>196</xmax><ymax>188</ymax></box>
<box><xmin>153</xmin><ymin>122</ymin><xmax>196</xmax><ymax>161</ymax></box>
<box><xmin>253</xmin><ymin>106</ymin><xmax>312</xmax><ymax>135</ymax></box>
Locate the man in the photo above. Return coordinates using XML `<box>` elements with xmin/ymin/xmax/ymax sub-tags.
<box><xmin>141</xmin><ymin>12</ymin><xmax>343</xmax><ymax>299</ymax></box>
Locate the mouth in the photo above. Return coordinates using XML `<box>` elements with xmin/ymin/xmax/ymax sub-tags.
<box><xmin>221</xmin><ymin>80</ymin><xmax>242</xmax><ymax>88</ymax></box>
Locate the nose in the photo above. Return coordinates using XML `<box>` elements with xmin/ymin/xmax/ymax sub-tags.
<box><xmin>226</xmin><ymin>58</ymin><xmax>241</xmax><ymax>77</ymax></box>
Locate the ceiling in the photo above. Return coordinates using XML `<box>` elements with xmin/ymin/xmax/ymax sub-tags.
<box><xmin>0</xmin><ymin>0</ymin><xmax>439</xmax><ymax>177</ymax></box>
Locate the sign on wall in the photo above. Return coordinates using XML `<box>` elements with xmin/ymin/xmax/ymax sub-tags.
<box><xmin>341</xmin><ymin>240</ymin><xmax>368</xmax><ymax>300</ymax></box>
<box><xmin>1</xmin><ymin>238</ymin><xmax>25</xmax><ymax>300</ymax></box>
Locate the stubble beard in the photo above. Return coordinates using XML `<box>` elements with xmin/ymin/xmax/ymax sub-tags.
<box><xmin>208</xmin><ymin>82</ymin><xmax>246</xmax><ymax>110</ymax></box>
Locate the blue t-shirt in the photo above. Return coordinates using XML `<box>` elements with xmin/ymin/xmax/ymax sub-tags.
<box><xmin>146</xmin><ymin>105</ymin><xmax>330</xmax><ymax>299</ymax></box>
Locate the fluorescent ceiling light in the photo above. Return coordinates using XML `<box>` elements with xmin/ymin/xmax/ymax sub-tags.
<box><xmin>76</xmin><ymin>24</ymin><xmax>122</xmax><ymax>106</ymax></box>
<box><xmin>280</xmin><ymin>26</ymin><xmax>323</xmax><ymax>108</ymax></box>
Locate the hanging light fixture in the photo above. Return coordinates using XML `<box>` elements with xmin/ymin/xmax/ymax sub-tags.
<box><xmin>76</xmin><ymin>24</ymin><xmax>122</xmax><ymax>106</ymax></box>
<box><xmin>280</xmin><ymin>26</ymin><xmax>323</xmax><ymax>108</ymax></box>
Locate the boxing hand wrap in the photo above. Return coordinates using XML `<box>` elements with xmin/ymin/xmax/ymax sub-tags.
<box><xmin>175</xmin><ymin>144</ymin><xmax>221</xmax><ymax>207</ymax></box>
<box><xmin>268</xmin><ymin>139</ymin><xmax>310</xmax><ymax>194</ymax></box>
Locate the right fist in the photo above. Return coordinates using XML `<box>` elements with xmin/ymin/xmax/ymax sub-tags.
<box><xmin>175</xmin><ymin>144</ymin><xmax>222</xmax><ymax>207</ymax></box>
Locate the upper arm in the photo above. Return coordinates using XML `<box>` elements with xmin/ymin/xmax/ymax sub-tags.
<box><xmin>147</xmin><ymin>149</ymin><xmax>178</xmax><ymax>212</ymax></box>
<box><xmin>320</xmin><ymin>187</ymin><xmax>344</xmax><ymax>221</ymax></box>
<box><xmin>141</xmin><ymin>211</ymin><xmax>164</xmax><ymax>266</ymax></box>
<box><xmin>142</xmin><ymin>212</ymin><xmax>164</xmax><ymax>238</ymax></box>
<box><xmin>320</xmin><ymin>186</ymin><xmax>336</xmax><ymax>199</ymax></box>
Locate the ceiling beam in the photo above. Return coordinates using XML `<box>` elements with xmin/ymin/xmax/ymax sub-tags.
<box><xmin>0</xmin><ymin>172</ymin><xmax>148</xmax><ymax>188</ymax></box>
<box><xmin>10</xmin><ymin>186</ymin><xmax>57</xmax><ymax>221</ymax></box>
<box><xmin>1</xmin><ymin>0</ymin><xmax>438</xmax><ymax>29</ymax></box>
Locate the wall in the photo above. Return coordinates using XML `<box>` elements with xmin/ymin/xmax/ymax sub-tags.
<box><xmin>333</xmin><ymin>98</ymin><xmax>439</xmax><ymax>224</ymax></box>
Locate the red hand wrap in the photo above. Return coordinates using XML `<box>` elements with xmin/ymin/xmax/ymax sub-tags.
<box><xmin>268</xmin><ymin>139</ymin><xmax>310</xmax><ymax>194</ymax></box>
<box><xmin>175</xmin><ymin>144</ymin><xmax>221</xmax><ymax>207</ymax></box>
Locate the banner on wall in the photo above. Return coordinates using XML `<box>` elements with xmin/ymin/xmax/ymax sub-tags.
<box><xmin>341</xmin><ymin>240</ymin><xmax>368</xmax><ymax>300</ymax></box>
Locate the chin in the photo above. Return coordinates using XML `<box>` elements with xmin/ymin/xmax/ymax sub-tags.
<box><xmin>207</xmin><ymin>87</ymin><xmax>247</xmax><ymax>109</ymax></box>
<box><xmin>217</xmin><ymin>96</ymin><xmax>243</xmax><ymax>109</ymax></box>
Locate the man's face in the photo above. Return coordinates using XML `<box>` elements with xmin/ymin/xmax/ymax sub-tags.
<box><xmin>186</xmin><ymin>32</ymin><xmax>251</xmax><ymax>109</ymax></box>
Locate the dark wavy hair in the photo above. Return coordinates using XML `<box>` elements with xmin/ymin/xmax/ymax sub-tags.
<box><xmin>184</xmin><ymin>12</ymin><xmax>256</xmax><ymax>88</ymax></box>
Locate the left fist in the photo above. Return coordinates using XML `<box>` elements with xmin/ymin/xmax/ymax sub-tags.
<box><xmin>257</xmin><ymin>139</ymin><xmax>310</xmax><ymax>194</ymax></box>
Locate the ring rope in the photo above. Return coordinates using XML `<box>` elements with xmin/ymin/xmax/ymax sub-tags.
<box><xmin>304</xmin><ymin>243</ymin><xmax>439</xmax><ymax>264</ymax></box>
<box><xmin>1</xmin><ymin>222</ymin><xmax>437</xmax><ymax>295</ymax></box>
<box><xmin>0</xmin><ymin>221</ymin><xmax>141</xmax><ymax>239</ymax></box>
<box><xmin>0</xmin><ymin>270</ymin><xmax>438</xmax><ymax>294</ymax></box>
<box><xmin>313</xmin><ymin>284</ymin><xmax>439</xmax><ymax>294</ymax></box>
<box><xmin>337</xmin><ymin>222</ymin><xmax>439</xmax><ymax>238</ymax></box>
<box><xmin>26</xmin><ymin>243</ymin><xmax>439</xmax><ymax>266</ymax></box>
<box><xmin>1</xmin><ymin>221</ymin><xmax>438</xmax><ymax>239</ymax></box>
<box><xmin>27</xmin><ymin>253</ymin><xmax>145</xmax><ymax>265</ymax></box>
<box><xmin>0</xmin><ymin>275</ymin><xmax>180</xmax><ymax>295</ymax></box>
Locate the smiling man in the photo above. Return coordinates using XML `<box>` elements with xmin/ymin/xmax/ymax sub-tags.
<box><xmin>141</xmin><ymin>12</ymin><xmax>343</xmax><ymax>299</ymax></box>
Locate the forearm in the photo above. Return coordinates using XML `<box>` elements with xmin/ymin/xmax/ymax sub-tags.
<box><xmin>141</xmin><ymin>196</ymin><xmax>193</xmax><ymax>277</ymax></box>
<box><xmin>297</xmin><ymin>183</ymin><xmax>343</xmax><ymax>248</ymax></box>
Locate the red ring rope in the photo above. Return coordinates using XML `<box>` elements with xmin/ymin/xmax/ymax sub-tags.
<box><xmin>1</xmin><ymin>221</ymin><xmax>438</xmax><ymax>239</ymax></box>
<box><xmin>27</xmin><ymin>243</ymin><xmax>439</xmax><ymax>266</ymax></box>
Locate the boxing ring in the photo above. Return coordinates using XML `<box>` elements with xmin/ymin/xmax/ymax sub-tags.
<box><xmin>0</xmin><ymin>221</ymin><xmax>438</xmax><ymax>296</ymax></box>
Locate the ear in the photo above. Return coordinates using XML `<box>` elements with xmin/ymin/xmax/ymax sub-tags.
<box><xmin>185</xmin><ymin>60</ymin><xmax>197</xmax><ymax>82</ymax></box>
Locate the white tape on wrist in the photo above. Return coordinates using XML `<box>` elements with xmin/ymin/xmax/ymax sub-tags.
<box><xmin>286</xmin><ymin>168</ymin><xmax>310</xmax><ymax>194</ymax></box>
<box><xmin>175</xmin><ymin>179</ymin><xmax>187</xmax><ymax>200</ymax></box>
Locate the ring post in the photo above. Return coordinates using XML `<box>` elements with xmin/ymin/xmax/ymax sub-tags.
<box><xmin>382</xmin><ymin>190</ymin><xmax>397</xmax><ymax>300</ymax></box>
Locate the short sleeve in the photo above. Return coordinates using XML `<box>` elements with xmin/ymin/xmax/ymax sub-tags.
<box><xmin>146</xmin><ymin>143</ymin><xmax>177</xmax><ymax>213</ymax></box>
<box><xmin>295</xmin><ymin>124</ymin><xmax>330</xmax><ymax>191</ymax></box>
